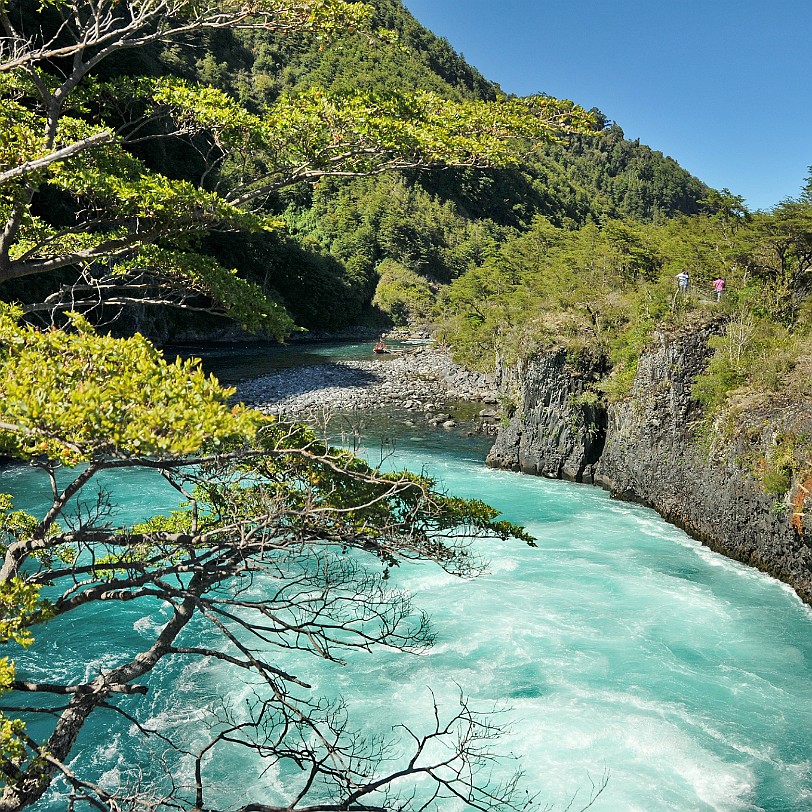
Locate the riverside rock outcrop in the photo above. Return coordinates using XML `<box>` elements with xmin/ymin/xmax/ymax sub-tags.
<box><xmin>486</xmin><ymin>349</ymin><xmax>607</xmax><ymax>482</ymax></box>
<box><xmin>487</xmin><ymin>326</ymin><xmax>812</xmax><ymax>604</ymax></box>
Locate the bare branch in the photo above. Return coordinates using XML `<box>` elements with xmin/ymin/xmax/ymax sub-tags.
<box><xmin>11</xmin><ymin>681</ymin><xmax>147</xmax><ymax>695</ymax></box>
<box><xmin>0</xmin><ymin>130</ymin><xmax>113</xmax><ymax>185</ymax></box>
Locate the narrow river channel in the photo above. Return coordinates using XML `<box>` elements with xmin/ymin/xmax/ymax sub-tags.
<box><xmin>5</xmin><ymin>341</ymin><xmax>811</xmax><ymax>811</ymax></box>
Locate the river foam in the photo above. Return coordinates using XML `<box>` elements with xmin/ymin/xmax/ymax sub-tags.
<box><xmin>4</xmin><ymin>408</ymin><xmax>811</xmax><ymax>811</ymax></box>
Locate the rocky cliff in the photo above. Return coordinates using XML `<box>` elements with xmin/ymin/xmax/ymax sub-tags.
<box><xmin>487</xmin><ymin>348</ymin><xmax>608</xmax><ymax>482</ymax></box>
<box><xmin>487</xmin><ymin>326</ymin><xmax>812</xmax><ymax>604</ymax></box>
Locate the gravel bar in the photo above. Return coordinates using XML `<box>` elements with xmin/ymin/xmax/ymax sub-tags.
<box><xmin>237</xmin><ymin>346</ymin><xmax>500</xmax><ymax>424</ymax></box>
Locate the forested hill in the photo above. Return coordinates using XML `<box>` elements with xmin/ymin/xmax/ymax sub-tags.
<box><xmin>230</xmin><ymin>0</ymin><xmax>709</xmax><ymax>223</ymax></box>
<box><xmin>225</xmin><ymin>0</ymin><xmax>710</xmax><ymax>329</ymax></box>
<box><xmin>9</xmin><ymin>0</ymin><xmax>710</xmax><ymax>333</ymax></box>
<box><xmin>257</xmin><ymin>0</ymin><xmax>499</xmax><ymax>100</ymax></box>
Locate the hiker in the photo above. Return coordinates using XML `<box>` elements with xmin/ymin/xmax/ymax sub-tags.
<box><xmin>676</xmin><ymin>270</ymin><xmax>689</xmax><ymax>292</ymax></box>
<box><xmin>713</xmin><ymin>277</ymin><xmax>725</xmax><ymax>301</ymax></box>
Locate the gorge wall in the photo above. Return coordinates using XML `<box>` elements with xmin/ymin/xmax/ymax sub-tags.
<box><xmin>486</xmin><ymin>326</ymin><xmax>812</xmax><ymax>604</ymax></box>
<box><xmin>487</xmin><ymin>348</ymin><xmax>608</xmax><ymax>483</ymax></box>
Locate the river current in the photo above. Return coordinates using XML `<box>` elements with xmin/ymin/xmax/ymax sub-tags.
<box><xmin>4</xmin><ymin>342</ymin><xmax>812</xmax><ymax>811</ymax></box>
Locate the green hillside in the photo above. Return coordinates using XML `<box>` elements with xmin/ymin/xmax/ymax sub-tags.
<box><xmin>2</xmin><ymin>0</ymin><xmax>710</xmax><ymax>333</ymax></box>
<box><xmin>136</xmin><ymin>0</ymin><xmax>713</xmax><ymax>331</ymax></box>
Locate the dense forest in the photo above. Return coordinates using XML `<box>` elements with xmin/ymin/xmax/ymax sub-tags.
<box><xmin>2</xmin><ymin>0</ymin><xmax>711</xmax><ymax>332</ymax></box>
<box><xmin>221</xmin><ymin>0</ymin><xmax>713</xmax><ymax>329</ymax></box>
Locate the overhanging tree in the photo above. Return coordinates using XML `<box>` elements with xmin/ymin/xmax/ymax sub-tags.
<box><xmin>0</xmin><ymin>0</ymin><xmax>591</xmax><ymax>328</ymax></box>
<box><xmin>0</xmin><ymin>305</ymin><xmax>542</xmax><ymax>810</ymax></box>
<box><xmin>0</xmin><ymin>1</ymin><xmax>596</xmax><ymax>808</ymax></box>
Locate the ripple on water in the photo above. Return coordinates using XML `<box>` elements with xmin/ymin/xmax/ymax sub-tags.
<box><xmin>7</xmin><ymin>416</ymin><xmax>812</xmax><ymax>812</ymax></box>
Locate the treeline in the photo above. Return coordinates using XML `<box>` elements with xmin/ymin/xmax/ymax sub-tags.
<box><xmin>435</xmin><ymin>185</ymin><xmax>812</xmax><ymax>414</ymax></box>
<box><xmin>5</xmin><ymin>0</ymin><xmax>712</xmax><ymax>334</ymax></box>
<box><xmin>274</xmin><ymin>129</ymin><xmax>709</xmax><ymax>329</ymax></box>
<box><xmin>245</xmin><ymin>1</ymin><xmax>711</xmax><ymax>328</ymax></box>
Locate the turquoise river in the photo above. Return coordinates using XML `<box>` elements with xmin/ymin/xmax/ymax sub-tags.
<box><xmin>3</xmin><ymin>342</ymin><xmax>811</xmax><ymax>812</ymax></box>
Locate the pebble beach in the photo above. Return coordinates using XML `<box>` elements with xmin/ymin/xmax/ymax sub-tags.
<box><xmin>237</xmin><ymin>344</ymin><xmax>501</xmax><ymax>430</ymax></box>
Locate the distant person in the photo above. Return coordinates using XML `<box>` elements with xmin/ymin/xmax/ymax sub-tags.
<box><xmin>713</xmin><ymin>277</ymin><xmax>725</xmax><ymax>301</ymax></box>
<box><xmin>676</xmin><ymin>270</ymin><xmax>689</xmax><ymax>292</ymax></box>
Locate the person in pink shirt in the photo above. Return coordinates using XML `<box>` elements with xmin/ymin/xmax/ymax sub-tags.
<box><xmin>713</xmin><ymin>277</ymin><xmax>725</xmax><ymax>301</ymax></box>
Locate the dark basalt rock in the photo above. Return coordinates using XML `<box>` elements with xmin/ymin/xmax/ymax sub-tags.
<box><xmin>487</xmin><ymin>327</ymin><xmax>812</xmax><ymax>604</ymax></box>
<box><xmin>486</xmin><ymin>348</ymin><xmax>607</xmax><ymax>483</ymax></box>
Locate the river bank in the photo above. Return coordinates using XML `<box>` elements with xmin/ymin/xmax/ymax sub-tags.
<box><xmin>238</xmin><ymin>344</ymin><xmax>500</xmax><ymax>429</ymax></box>
<box><xmin>486</xmin><ymin>327</ymin><xmax>812</xmax><ymax>606</ymax></box>
<box><xmin>233</xmin><ymin>333</ymin><xmax>812</xmax><ymax>607</ymax></box>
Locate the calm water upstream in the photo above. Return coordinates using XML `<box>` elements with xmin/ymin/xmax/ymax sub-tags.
<box><xmin>4</xmin><ymin>342</ymin><xmax>812</xmax><ymax>811</ymax></box>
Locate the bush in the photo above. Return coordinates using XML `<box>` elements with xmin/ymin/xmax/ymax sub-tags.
<box><xmin>372</xmin><ymin>259</ymin><xmax>435</xmax><ymax>326</ymax></box>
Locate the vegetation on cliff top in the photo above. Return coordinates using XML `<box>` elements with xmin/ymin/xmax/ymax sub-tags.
<box><xmin>437</xmin><ymin>183</ymin><xmax>812</xmax><ymax>401</ymax></box>
<box><xmin>435</xmin><ymin>181</ymin><xmax>812</xmax><ymax>527</ymax></box>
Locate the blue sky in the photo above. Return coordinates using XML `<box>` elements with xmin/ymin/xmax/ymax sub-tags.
<box><xmin>401</xmin><ymin>0</ymin><xmax>811</xmax><ymax>211</ymax></box>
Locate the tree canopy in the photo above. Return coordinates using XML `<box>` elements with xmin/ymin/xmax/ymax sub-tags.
<box><xmin>0</xmin><ymin>0</ymin><xmax>592</xmax><ymax>332</ymax></box>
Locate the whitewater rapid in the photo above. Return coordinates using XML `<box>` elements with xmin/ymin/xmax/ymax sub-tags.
<box><xmin>3</xmin><ymin>343</ymin><xmax>811</xmax><ymax>811</ymax></box>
